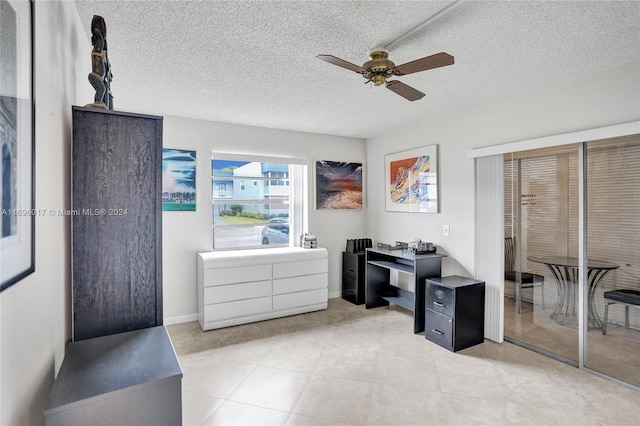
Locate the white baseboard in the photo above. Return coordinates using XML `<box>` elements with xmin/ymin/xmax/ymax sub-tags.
<box><xmin>164</xmin><ymin>313</ymin><xmax>198</xmax><ymax>325</ymax></box>
<box><xmin>328</xmin><ymin>291</ymin><xmax>341</xmax><ymax>299</ymax></box>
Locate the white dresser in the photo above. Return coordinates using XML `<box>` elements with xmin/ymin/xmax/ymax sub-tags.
<box><xmin>197</xmin><ymin>247</ymin><xmax>328</xmax><ymax>330</ymax></box>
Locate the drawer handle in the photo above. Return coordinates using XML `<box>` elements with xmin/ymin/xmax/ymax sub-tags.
<box><xmin>433</xmin><ymin>301</ymin><xmax>445</xmax><ymax>307</ymax></box>
<box><xmin>431</xmin><ymin>329</ymin><xmax>445</xmax><ymax>335</ymax></box>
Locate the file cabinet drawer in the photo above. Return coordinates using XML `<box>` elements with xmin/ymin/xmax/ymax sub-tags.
<box><xmin>425</xmin><ymin>310</ymin><xmax>453</xmax><ymax>350</ymax></box>
<box><xmin>426</xmin><ymin>283</ymin><xmax>454</xmax><ymax>317</ymax></box>
<box><xmin>342</xmin><ymin>254</ymin><xmax>359</xmax><ymax>278</ymax></box>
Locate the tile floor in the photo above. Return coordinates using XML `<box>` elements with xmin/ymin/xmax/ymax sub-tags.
<box><xmin>167</xmin><ymin>298</ymin><xmax>640</xmax><ymax>426</ymax></box>
<box><xmin>504</xmin><ymin>295</ymin><xmax>640</xmax><ymax>387</ymax></box>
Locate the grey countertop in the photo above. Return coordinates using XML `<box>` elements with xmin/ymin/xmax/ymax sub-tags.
<box><xmin>44</xmin><ymin>326</ymin><xmax>182</xmax><ymax>415</ymax></box>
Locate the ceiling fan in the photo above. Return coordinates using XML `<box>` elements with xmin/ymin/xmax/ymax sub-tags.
<box><xmin>317</xmin><ymin>49</ymin><xmax>454</xmax><ymax>101</ymax></box>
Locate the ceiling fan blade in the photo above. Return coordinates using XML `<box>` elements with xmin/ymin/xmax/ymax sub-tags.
<box><xmin>317</xmin><ymin>54</ymin><xmax>366</xmax><ymax>74</ymax></box>
<box><xmin>386</xmin><ymin>80</ymin><xmax>425</xmax><ymax>101</ymax></box>
<box><xmin>393</xmin><ymin>52</ymin><xmax>454</xmax><ymax>76</ymax></box>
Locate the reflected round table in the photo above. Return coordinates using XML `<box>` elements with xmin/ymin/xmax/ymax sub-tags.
<box><xmin>528</xmin><ymin>256</ymin><xmax>619</xmax><ymax>330</ymax></box>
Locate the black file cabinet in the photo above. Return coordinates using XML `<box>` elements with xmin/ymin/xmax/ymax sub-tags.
<box><xmin>425</xmin><ymin>276</ymin><xmax>485</xmax><ymax>352</ymax></box>
<box><xmin>342</xmin><ymin>252</ymin><xmax>365</xmax><ymax>305</ymax></box>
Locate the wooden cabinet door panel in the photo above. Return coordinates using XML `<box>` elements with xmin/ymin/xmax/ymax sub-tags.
<box><xmin>72</xmin><ymin>107</ymin><xmax>162</xmax><ymax>341</ymax></box>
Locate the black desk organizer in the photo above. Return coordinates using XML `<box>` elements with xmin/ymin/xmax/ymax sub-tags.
<box><xmin>346</xmin><ymin>238</ymin><xmax>372</xmax><ymax>253</ymax></box>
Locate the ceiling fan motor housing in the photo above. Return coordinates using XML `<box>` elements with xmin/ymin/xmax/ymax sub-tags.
<box><xmin>363</xmin><ymin>50</ymin><xmax>395</xmax><ymax>86</ymax></box>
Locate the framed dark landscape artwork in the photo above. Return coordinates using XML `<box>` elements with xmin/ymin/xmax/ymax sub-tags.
<box><xmin>162</xmin><ymin>148</ymin><xmax>196</xmax><ymax>211</ymax></box>
<box><xmin>315</xmin><ymin>160</ymin><xmax>363</xmax><ymax>210</ymax></box>
<box><xmin>385</xmin><ymin>145</ymin><xmax>439</xmax><ymax>213</ymax></box>
<box><xmin>1</xmin><ymin>0</ymin><xmax>34</xmax><ymax>291</ymax></box>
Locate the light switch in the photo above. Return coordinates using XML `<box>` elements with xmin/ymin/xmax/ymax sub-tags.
<box><xmin>443</xmin><ymin>224</ymin><xmax>450</xmax><ymax>236</ymax></box>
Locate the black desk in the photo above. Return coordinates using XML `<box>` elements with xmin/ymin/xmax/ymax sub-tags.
<box><xmin>528</xmin><ymin>256</ymin><xmax>619</xmax><ymax>329</ymax></box>
<box><xmin>366</xmin><ymin>248</ymin><xmax>445</xmax><ymax>334</ymax></box>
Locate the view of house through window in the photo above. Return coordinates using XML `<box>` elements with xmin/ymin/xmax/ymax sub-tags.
<box><xmin>212</xmin><ymin>154</ymin><xmax>306</xmax><ymax>250</ymax></box>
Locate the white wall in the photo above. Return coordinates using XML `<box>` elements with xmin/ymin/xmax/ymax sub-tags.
<box><xmin>0</xmin><ymin>2</ymin><xmax>637</xmax><ymax>421</ymax></box>
<box><xmin>0</xmin><ymin>1</ymin><xmax>90</xmax><ymax>424</ymax></box>
<box><xmin>366</xmin><ymin>62</ymin><xmax>640</xmax><ymax>282</ymax></box>
<box><xmin>161</xmin><ymin>116</ymin><xmax>366</xmax><ymax>322</ymax></box>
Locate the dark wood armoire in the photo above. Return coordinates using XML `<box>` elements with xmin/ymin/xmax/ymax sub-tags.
<box><xmin>72</xmin><ymin>106</ymin><xmax>163</xmax><ymax>341</ymax></box>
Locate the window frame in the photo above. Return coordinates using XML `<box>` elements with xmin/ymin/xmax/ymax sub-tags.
<box><xmin>211</xmin><ymin>153</ymin><xmax>307</xmax><ymax>251</ymax></box>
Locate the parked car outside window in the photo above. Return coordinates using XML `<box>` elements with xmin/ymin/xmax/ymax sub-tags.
<box><xmin>261</xmin><ymin>218</ymin><xmax>289</xmax><ymax>245</ymax></box>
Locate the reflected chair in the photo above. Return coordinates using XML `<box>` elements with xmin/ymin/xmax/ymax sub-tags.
<box><xmin>505</xmin><ymin>237</ymin><xmax>545</xmax><ymax>314</ymax></box>
<box><xmin>602</xmin><ymin>289</ymin><xmax>640</xmax><ymax>335</ymax></box>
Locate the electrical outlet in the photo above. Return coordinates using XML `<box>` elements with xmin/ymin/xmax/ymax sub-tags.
<box><xmin>443</xmin><ymin>224</ymin><xmax>450</xmax><ymax>236</ymax></box>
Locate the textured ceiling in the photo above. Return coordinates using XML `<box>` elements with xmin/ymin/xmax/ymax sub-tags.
<box><xmin>73</xmin><ymin>0</ymin><xmax>640</xmax><ymax>139</ymax></box>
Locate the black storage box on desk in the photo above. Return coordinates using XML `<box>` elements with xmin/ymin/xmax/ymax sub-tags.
<box><xmin>342</xmin><ymin>239</ymin><xmax>372</xmax><ymax>305</ymax></box>
<box><xmin>425</xmin><ymin>275</ymin><xmax>485</xmax><ymax>352</ymax></box>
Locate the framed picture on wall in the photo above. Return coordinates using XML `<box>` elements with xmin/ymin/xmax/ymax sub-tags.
<box><xmin>1</xmin><ymin>0</ymin><xmax>35</xmax><ymax>291</ymax></box>
<box><xmin>162</xmin><ymin>148</ymin><xmax>196</xmax><ymax>211</ymax></box>
<box><xmin>314</xmin><ymin>160</ymin><xmax>363</xmax><ymax>210</ymax></box>
<box><xmin>385</xmin><ymin>145</ymin><xmax>439</xmax><ymax>213</ymax></box>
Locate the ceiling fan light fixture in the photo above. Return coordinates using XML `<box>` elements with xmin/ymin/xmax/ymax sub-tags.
<box><xmin>370</xmin><ymin>74</ymin><xmax>387</xmax><ymax>86</ymax></box>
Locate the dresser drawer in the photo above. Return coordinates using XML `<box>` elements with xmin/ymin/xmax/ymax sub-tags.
<box><xmin>273</xmin><ymin>273</ymin><xmax>327</xmax><ymax>295</ymax></box>
<box><xmin>426</xmin><ymin>283</ymin><xmax>454</xmax><ymax>317</ymax></box>
<box><xmin>204</xmin><ymin>296</ymin><xmax>272</xmax><ymax>322</ymax></box>
<box><xmin>204</xmin><ymin>280</ymin><xmax>271</xmax><ymax>304</ymax></box>
<box><xmin>425</xmin><ymin>310</ymin><xmax>453</xmax><ymax>350</ymax></box>
<box><xmin>203</xmin><ymin>264</ymin><xmax>271</xmax><ymax>287</ymax></box>
<box><xmin>273</xmin><ymin>288</ymin><xmax>328</xmax><ymax>311</ymax></box>
<box><xmin>273</xmin><ymin>259</ymin><xmax>327</xmax><ymax>279</ymax></box>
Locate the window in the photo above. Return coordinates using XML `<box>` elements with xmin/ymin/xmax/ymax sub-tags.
<box><xmin>268</xmin><ymin>171</ymin><xmax>288</xmax><ymax>186</ymax></box>
<box><xmin>212</xmin><ymin>153</ymin><xmax>307</xmax><ymax>250</ymax></box>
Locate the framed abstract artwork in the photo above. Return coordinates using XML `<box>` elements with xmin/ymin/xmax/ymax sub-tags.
<box><xmin>385</xmin><ymin>145</ymin><xmax>439</xmax><ymax>213</ymax></box>
<box><xmin>1</xmin><ymin>0</ymin><xmax>34</xmax><ymax>291</ymax></box>
<box><xmin>315</xmin><ymin>160</ymin><xmax>363</xmax><ymax>210</ymax></box>
<box><xmin>162</xmin><ymin>148</ymin><xmax>196</xmax><ymax>211</ymax></box>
